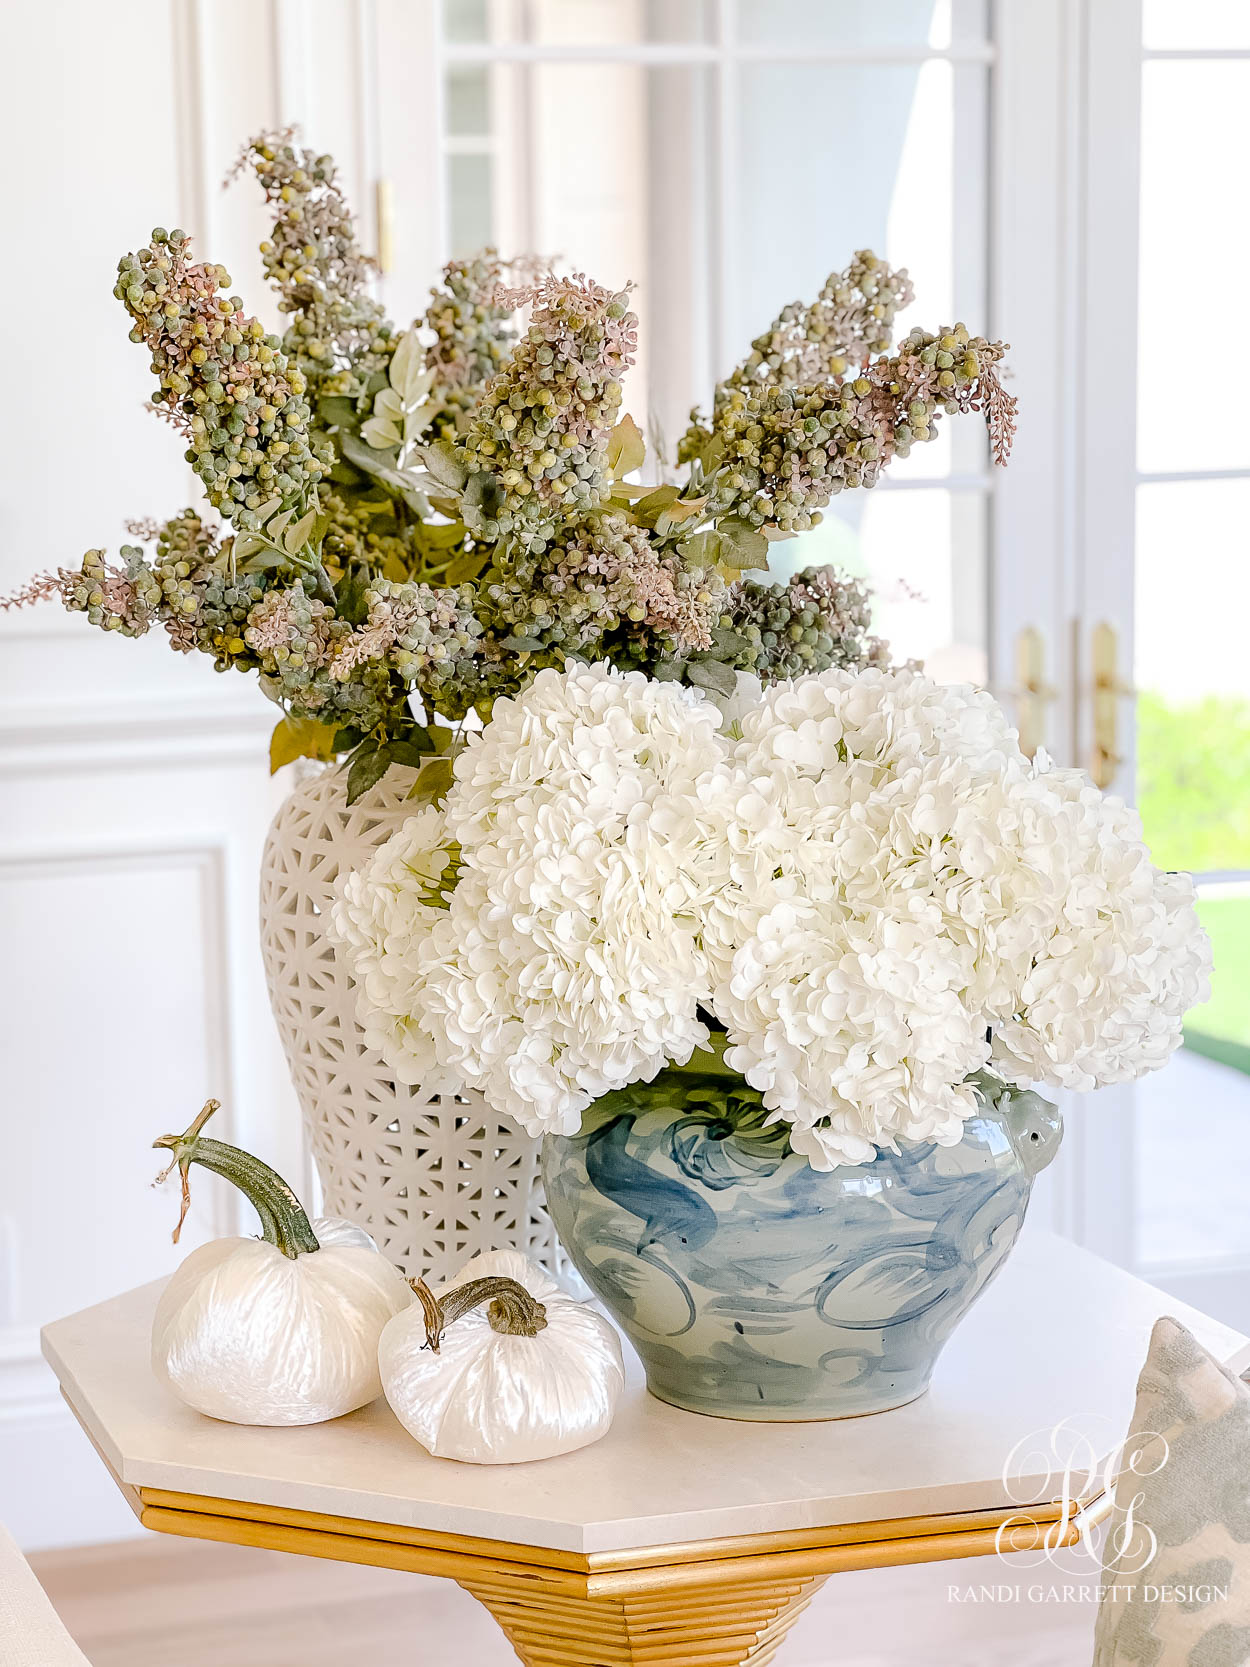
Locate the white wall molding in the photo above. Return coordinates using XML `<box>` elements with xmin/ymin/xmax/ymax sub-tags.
<box><xmin>0</xmin><ymin>839</ymin><xmax>242</xmax><ymax>1244</ymax></box>
<box><xmin>0</xmin><ymin>695</ymin><xmax>272</xmax><ymax>776</ymax></box>
<box><xmin>0</xmin><ymin>1330</ymin><xmax>61</xmax><ymax>1425</ymax></box>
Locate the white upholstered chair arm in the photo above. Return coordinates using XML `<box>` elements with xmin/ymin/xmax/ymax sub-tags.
<box><xmin>0</xmin><ymin>1525</ymin><xmax>91</xmax><ymax>1667</ymax></box>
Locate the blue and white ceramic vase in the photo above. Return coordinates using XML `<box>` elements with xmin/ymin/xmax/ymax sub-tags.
<box><xmin>540</xmin><ymin>1049</ymin><xmax>1061</xmax><ymax>1421</ymax></box>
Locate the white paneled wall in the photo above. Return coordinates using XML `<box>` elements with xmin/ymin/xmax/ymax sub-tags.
<box><xmin>0</xmin><ymin>0</ymin><xmax>437</xmax><ymax>1550</ymax></box>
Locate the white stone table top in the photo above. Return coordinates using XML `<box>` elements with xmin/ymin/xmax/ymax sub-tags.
<box><xmin>41</xmin><ymin>1229</ymin><xmax>1250</xmax><ymax>1555</ymax></box>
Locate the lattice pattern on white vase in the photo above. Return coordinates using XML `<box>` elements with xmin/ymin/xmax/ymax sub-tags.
<box><xmin>259</xmin><ymin>762</ymin><xmax>569</xmax><ymax>1284</ymax></box>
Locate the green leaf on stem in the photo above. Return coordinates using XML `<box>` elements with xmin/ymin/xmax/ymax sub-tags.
<box><xmin>269</xmin><ymin>715</ymin><xmax>339</xmax><ymax>774</ymax></box>
<box><xmin>334</xmin><ymin>571</ymin><xmax>371</xmax><ymax>626</ymax></box>
<box><xmin>406</xmin><ymin>756</ymin><xmax>455</xmax><ymax>807</ymax></box>
<box><xmin>655</xmin><ymin>495</ymin><xmax>708</xmax><ymax>538</ymax></box>
<box><xmin>386</xmin><ymin>736</ymin><xmax>436</xmax><ymax>769</ymax></box>
<box><xmin>417</xmin><ymin>440</ymin><xmax>469</xmax><ymax>494</ymax></box>
<box><xmin>388</xmin><ymin>330</ymin><xmax>427</xmax><ymax>403</ymax></box>
<box><xmin>337</xmin><ymin>432</ymin><xmax>428</xmax><ymax>514</ymax></box>
<box><xmin>317</xmin><ymin>395</ymin><xmax>360</xmax><ymax>430</ymax></box>
<box><xmin>345</xmin><ymin>743</ymin><xmax>392</xmax><ymax>805</ymax></box>
<box><xmin>634</xmin><ymin>484</ymin><xmax>681</xmax><ymax>527</ymax></box>
<box><xmin>444</xmin><ymin>549</ymin><xmax>489</xmax><ymax>586</ymax></box>
<box><xmin>686</xmin><ymin>659</ymin><xmax>739</xmax><ymax>697</ymax></box>
<box><xmin>284</xmin><ymin>507</ymin><xmax>318</xmax><ymax>555</ymax></box>
<box><xmin>361</xmin><ymin>415</ymin><xmax>401</xmax><ymax>450</ymax></box>
<box><xmin>677</xmin><ymin>529</ymin><xmax>723</xmax><ymax>566</ymax></box>
<box><xmin>607</xmin><ymin>414</ymin><xmax>646</xmax><ymax>478</ymax></box>
<box><xmin>417</xmin><ymin>520</ymin><xmax>467</xmax><ymax>553</ymax></box>
<box><xmin>650</xmin><ymin>658</ymin><xmax>687</xmax><ymax>681</ymax></box>
<box><xmin>715</xmin><ymin>518</ymin><xmax>770</xmax><ymax>572</ymax></box>
<box><xmin>709</xmin><ymin>625</ymin><xmax>749</xmax><ymax>654</ymax></box>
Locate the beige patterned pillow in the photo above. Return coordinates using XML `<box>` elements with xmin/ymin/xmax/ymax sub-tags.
<box><xmin>1093</xmin><ymin>1316</ymin><xmax>1250</xmax><ymax>1666</ymax></box>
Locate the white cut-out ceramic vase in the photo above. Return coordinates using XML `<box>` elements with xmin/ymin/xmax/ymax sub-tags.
<box><xmin>259</xmin><ymin>762</ymin><xmax>568</xmax><ymax>1284</ymax></box>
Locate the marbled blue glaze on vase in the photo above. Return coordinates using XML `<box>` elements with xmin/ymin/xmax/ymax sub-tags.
<box><xmin>541</xmin><ymin>1058</ymin><xmax>1062</xmax><ymax>1421</ymax></box>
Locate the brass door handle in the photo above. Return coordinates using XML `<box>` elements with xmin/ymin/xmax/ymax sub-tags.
<box><xmin>1089</xmin><ymin>621</ymin><xmax>1135</xmax><ymax>789</ymax></box>
<box><xmin>1009</xmin><ymin>626</ymin><xmax>1056</xmax><ymax>760</ymax></box>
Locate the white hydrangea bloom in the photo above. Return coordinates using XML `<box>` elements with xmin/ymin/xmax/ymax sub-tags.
<box><xmin>736</xmin><ymin>666</ymin><xmax>1023</xmax><ymax>785</ymax></box>
<box><xmin>988</xmin><ymin>768</ymin><xmax>1212</xmax><ymax>1090</ymax></box>
<box><xmin>717</xmin><ymin>898</ymin><xmax>986</xmax><ymax>1165</ymax></box>
<box><xmin>443</xmin><ymin>659</ymin><xmax>724</xmax><ymax>853</ymax></box>
<box><xmin>330</xmin><ymin>660</ymin><xmax>1211</xmax><ymax>1167</ymax></box>
<box><xmin>330</xmin><ymin>807</ymin><xmax>463</xmax><ymax>1094</ymax></box>
<box><xmin>337</xmin><ymin>663</ymin><xmax>723</xmax><ymax>1134</ymax></box>
<box><xmin>689</xmin><ymin>667</ymin><xmax>1210</xmax><ymax>1167</ymax></box>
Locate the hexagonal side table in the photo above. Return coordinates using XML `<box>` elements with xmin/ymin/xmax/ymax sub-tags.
<box><xmin>41</xmin><ymin>1233</ymin><xmax>1250</xmax><ymax>1667</ymax></box>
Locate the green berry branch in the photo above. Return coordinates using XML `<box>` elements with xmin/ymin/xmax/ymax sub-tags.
<box><xmin>6</xmin><ymin>129</ymin><xmax>1015</xmax><ymax>801</ymax></box>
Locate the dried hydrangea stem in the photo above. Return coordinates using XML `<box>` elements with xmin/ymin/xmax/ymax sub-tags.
<box><xmin>19</xmin><ymin>119</ymin><xmax>1010</xmax><ymax>784</ymax></box>
<box><xmin>421</xmin><ymin>252</ymin><xmax>546</xmax><ymax>439</ymax></box>
<box><xmin>458</xmin><ymin>273</ymin><xmax>638</xmax><ymax>551</ymax></box>
<box><xmin>678</xmin><ymin>251</ymin><xmax>915</xmax><ymax>464</ymax></box>
<box><xmin>234</xmin><ymin>128</ymin><xmax>395</xmax><ymax>398</ymax></box>
<box><xmin>114</xmin><ymin>227</ymin><xmax>323</xmax><ymax>529</ymax></box>
<box><xmin>482</xmin><ymin>510</ymin><xmax>725</xmax><ymax>663</ymax></box>
<box><xmin>727</xmin><ymin>565</ymin><xmax>889</xmax><ymax>681</ymax></box>
<box><xmin>0</xmin><ymin>572</ymin><xmax>75</xmax><ymax>613</ymax></box>
<box><xmin>701</xmin><ymin>324</ymin><xmax>1015</xmax><ymax>532</ymax></box>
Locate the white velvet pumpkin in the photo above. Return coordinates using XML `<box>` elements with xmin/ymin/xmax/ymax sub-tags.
<box><xmin>153</xmin><ymin>1216</ymin><xmax>412</xmax><ymax>1425</ymax></box>
<box><xmin>149</xmin><ymin>1100</ymin><xmax>411</xmax><ymax>1426</ymax></box>
<box><xmin>379</xmin><ymin>1249</ymin><xmax>625</xmax><ymax>1463</ymax></box>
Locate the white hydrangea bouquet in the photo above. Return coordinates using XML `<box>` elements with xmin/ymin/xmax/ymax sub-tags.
<box><xmin>331</xmin><ymin>661</ymin><xmax>1210</xmax><ymax>1171</ymax></box>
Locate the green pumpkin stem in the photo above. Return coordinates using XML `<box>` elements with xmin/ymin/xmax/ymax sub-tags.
<box><xmin>153</xmin><ymin>1099</ymin><xmax>320</xmax><ymax>1260</ymax></box>
<box><xmin>411</xmin><ymin>1275</ymin><xmax>548</xmax><ymax>1352</ymax></box>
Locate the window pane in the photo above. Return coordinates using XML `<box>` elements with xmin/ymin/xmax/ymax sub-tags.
<box><xmin>1137</xmin><ymin>1016</ymin><xmax>1250</xmax><ymax>1265</ymax></box>
<box><xmin>1134</xmin><ymin>480</ymin><xmax>1250</xmax><ymax>1268</ymax></box>
<box><xmin>529</xmin><ymin>0</ymin><xmax>711</xmax><ymax>42</ymax></box>
<box><xmin>1190</xmin><ymin>887</ymin><xmax>1250</xmax><ymax>1055</ymax></box>
<box><xmin>1137</xmin><ymin>868</ymin><xmax>1250</xmax><ymax>1268</ymax></box>
<box><xmin>436</xmin><ymin>28</ymin><xmax>989</xmax><ymax>684</ymax></box>
<box><xmin>439</xmin><ymin>40</ymin><xmax>988</xmax><ymax>471</ymax></box>
<box><xmin>768</xmin><ymin>487</ymin><xmax>988</xmax><ymax>682</ymax></box>
<box><xmin>448</xmin><ymin>153</ymin><xmax>494</xmax><ymax>255</ymax></box>
<box><xmin>1138</xmin><ymin>63</ymin><xmax>1250</xmax><ymax>472</ymax></box>
<box><xmin>1135</xmin><ymin>480</ymin><xmax>1250</xmax><ymax>872</ymax></box>
<box><xmin>727</xmin><ymin>59</ymin><xmax>963</xmax><ymax>340</ymax></box>
<box><xmin>447</xmin><ymin>68</ymin><xmax>491</xmax><ymax>135</ymax></box>
<box><xmin>735</xmin><ymin>0</ymin><xmax>961</xmax><ymax>50</ymax></box>
<box><xmin>1143</xmin><ymin>0</ymin><xmax>1250</xmax><ymax>51</ymax></box>
<box><xmin>443</xmin><ymin>0</ymin><xmax>489</xmax><ymax>43</ymax></box>
<box><xmin>450</xmin><ymin>0</ymin><xmax>711</xmax><ymax>45</ymax></box>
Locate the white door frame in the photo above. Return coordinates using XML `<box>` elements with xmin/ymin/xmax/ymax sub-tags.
<box><xmin>988</xmin><ymin>0</ymin><xmax>1141</xmax><ymax>1257</ymax></box>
